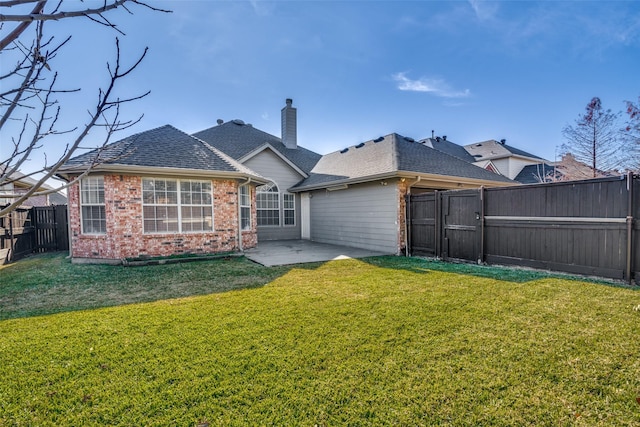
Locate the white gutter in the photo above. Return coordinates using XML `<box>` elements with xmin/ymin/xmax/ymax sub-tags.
<box><xmin>237</xmin><ymin>177</ymin><xmax>252</xmax><ymax>252</ymax></box>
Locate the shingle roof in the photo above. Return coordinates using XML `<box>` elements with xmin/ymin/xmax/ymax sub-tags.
<box><xmin>59</xmin><ymin>125</ymin><xmax>262</xmax><ymax>178</ymax></box>
<box><xmin>193</xmin><ymin>120</ymin><xmax>322</xmax><ymax>175</ymax></box>
<box><xmin>465</xmin><ymin>140</ymin><xmax>542</xmax><ymax>161</ymax></box>
<box><xmin>421</xmin><ymin>137</ymin><xmax>477</xmax><ymax>163</ymax></box>
<box><xmin>514</xmin><ymin>163</ymin><xmax>561</xmax><ymax>184</ymax></box>
<box><xmin>291</xmin><ymin>134</ymin><xmax>514</xmax><ymax>190</ymax></box>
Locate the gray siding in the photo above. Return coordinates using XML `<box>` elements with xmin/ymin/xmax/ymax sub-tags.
<box><xmin>310</xmin><ymin>181</ymin><xmax>399</xmax><ymax>253</ymax></box>
<box><xmin>244</xmin><ymin>149</ymin><xmax>304</xmax><ymax>240</ymax></box>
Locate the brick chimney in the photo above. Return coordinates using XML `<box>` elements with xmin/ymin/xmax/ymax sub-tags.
<box><xmin>281</xmin><ymin>98</ymin><xmax>297</xmax><ymax>149</ymax></box>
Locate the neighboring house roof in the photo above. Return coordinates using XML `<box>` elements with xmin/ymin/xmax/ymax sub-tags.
<box><xmin>193</xmin><ymin>120</ymin><xmax>322</xmax><ymax>175</ymax></box>
<box><xmin>465</xmin><ymin>139</ymin><xmax>543</xmax><ymax>162</ymax></box>
<box><xmin>58</xmin><ymin>125</ymin><xmax>267</xmax><ymax>182</ymax></box>
<box><xmin>554</xmin><ymin>153</ymin><xmax>619</xmax><ymax>181</ymax></box>
<box><xmin>0</xmin><ymin>170</ymin><xmax>67</xmax><ymax>205</ymax></box>
<box><xmin>291</xmin><ymin>134</ymin><xmax>514</xmax><ymax>191</ymax></box>
<box><xmin>2</xmin><ymin>170</ymin><xmax>54</xmax><ymax>191</ymax></box>
<box><xmin>420</xmin><ymin>137</ymin><xmax>477</xmax><ymax>163</ymax></box>
<box><xmin>514</xmin><ymin>163</ymin><xmax>561</xmax><ymax>184</ymax></box>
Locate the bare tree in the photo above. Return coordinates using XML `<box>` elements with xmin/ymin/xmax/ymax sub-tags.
<box><xmin>561</xmin><ymin>97</ymin><xmax>623</xmax><ymax>178</ymax></box>
<box><xmin>622</xmin><ymin>96</ymin><xmax>640</xmax><ymax>171</ymax></box>
<box><xmin>0</xmin><ymin>0</ymin><xmax>170</xmax><ymax>217</ymax></box>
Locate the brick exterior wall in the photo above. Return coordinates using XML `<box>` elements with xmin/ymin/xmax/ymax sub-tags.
<box><xmin>68</xmin><ymin>174</ymin><xmax>258</xmax><ymax>261</ymax></box>
<box><xmin>397</xmin><ymin>179</ymin><xmax>409</xmax><ymax>255</ymax></box>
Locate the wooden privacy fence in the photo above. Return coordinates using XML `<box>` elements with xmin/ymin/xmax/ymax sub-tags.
<box><xmin>0</xmin><ymin>205</ymin><xmax>68</xmax><ymax>263</ymax></box>
<box><xmin>406</xmin><ymin>174</ymin><xmax>640</xmax><ymax>282</ymax></box>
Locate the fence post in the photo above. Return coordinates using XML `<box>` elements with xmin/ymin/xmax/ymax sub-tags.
<box><xmin>8</xmin><ymin>210</ymin><xmax>14</xmax><ymax>261</ymax></box>
<box><xmin>405</xmin><ymin>194</ymin><xmax>411</xmax><ymax>257</ymax></box>
<box><xmin>434</xmin><ymin>190</ymin><xmax>440</xmax><ymax>258</ymax></box>
<box><xmin>626</xmin><ymin>172</ymin><xmax>634</xmax><ymax>284</ymax></box>
<box><xmin>479</xmin><ymin>186</ymin><xmax>485</xmax><ymax>264</ymax></box>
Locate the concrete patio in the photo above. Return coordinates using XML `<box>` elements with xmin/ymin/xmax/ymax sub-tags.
<box><xmin>243</xmin><ymin>240</ymin><xmax>392</xmax><ymax>266</ymax></box>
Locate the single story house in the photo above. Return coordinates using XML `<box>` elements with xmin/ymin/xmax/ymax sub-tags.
<box><xmin>59</xmin><ymin>99</ymin><xmax>515</xmax><ymax>262</ymax></box>
<box><xmin>57</xmin><ymin>126</ymin><xmax>269</xmax><ymax>262</ymax></box>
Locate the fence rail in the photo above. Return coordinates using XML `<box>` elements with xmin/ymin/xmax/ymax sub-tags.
<box><xmin>406</xmin><ymin>174</ymin><xmax>640</xmax><ymax>282</ymax></box>
<box><xmin>0</xmin><ymin>205</ymin><xmax>68</xmax><ymax>264</ymax></box>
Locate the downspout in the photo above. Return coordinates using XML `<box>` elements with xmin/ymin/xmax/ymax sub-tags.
<box><xmin>404</xmin><ymin>176</ymin><xmax>421</xmax><ymax>257</ymax></box>
<box><xmin>237</xmin><ymin>177</ymin><xmax>251</xmax><ymax>252</ymax></box>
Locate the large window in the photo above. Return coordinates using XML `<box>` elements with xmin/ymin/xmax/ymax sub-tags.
<box><xmin>283</xmin><ymin>193</ymin><xmax>295</xmax><ymax>226</ymax></box>
<box><xmin>256</xmin><ymin>182</ymin><xmax>279</xmax><ymax>226</ymax></box>
<box><xmin>142</xmin><ymin>178</ymin><xmax>212</xmax><ymax>233</ymax></box>
<box><xmin>80</xmin><ymin>176</ymin><xmax>106</xmax><ymax>234</ymax></box>
<box><xmin>239</xmin><ymin>184</ymin><xmax>251</xmax><ymax>231</ymax></box>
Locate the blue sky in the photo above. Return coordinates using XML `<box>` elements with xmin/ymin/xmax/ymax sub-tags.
<box><xmin>4</xmin><ymin>0</ymin><xmax>640</xmax><ymax>174</ymax></box>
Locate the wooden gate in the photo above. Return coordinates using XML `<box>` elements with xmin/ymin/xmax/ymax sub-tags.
<box><xmin>1</xmin><ymin>205</ymin><xmax>68</xmax><ymax>263</ymax></box>
<box><xmin>441</xmin><ymin>190</ymin><xmax>482</xmax><ymax>262</ymax></box>
<box><xmin>407</xmin><ymin>192</ymin><xmax>438</xmax><ymax>256</ymax></box>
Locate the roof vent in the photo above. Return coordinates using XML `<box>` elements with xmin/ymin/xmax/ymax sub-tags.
<box><xmin>217</xmin><ymin>119</ymin><xmax>224</xmax><ymax>125</ymax></box>
<box><xmin>436</xmin><ymin>137</ymin><xmax>441</xmax><ymax>142</ymax></box>
<box><xmin>404</xmin><ymin>137</ymin><xmax>415</xmax><ymax>143</ymax></box>
<box><xmin>373</xmin><ymin>136</ymin><xmax>384</xmax><ymax>143</ymax></box>
<box><xmin>340</xmin><ymin>148</ymin><xmax>349</xmax><ymax>154</ymax></box>
<box><xmin>355</xmin><ymin>142</ymin><xmax>365</xmax><ymax>148</ymax></box>
<box><xmin>443</xmin><ymin>135</ymin><xmax>447</xmax><ymax>141</ymax></box>
<box><xmin>500</xmin><ymin>139</ymin><xmax>506</xmax><ymax>144</ymax></box>
<box><xmin>232</xmin><ymin>119</ymin><xmax>245</xmax><ymax>126</ymax></box>
<box><xmin>473</xmin><ymin>154</ymin><xmax>482</xmax><ymax>158</ymax></box>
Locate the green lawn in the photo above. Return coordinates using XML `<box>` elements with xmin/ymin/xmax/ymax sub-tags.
<box><xmin>1</xmin><ymin>254</ymin><xmax>639</xmax><ymax>426</ymax></box>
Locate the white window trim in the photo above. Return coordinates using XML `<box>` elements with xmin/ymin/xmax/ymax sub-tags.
<box><xmin>80</xmin><ymin>176</ymin><xmax>106</xmax><ymax>235</ymax></box>
<box><xmin>142</xmin><ymin>177</ymin><xmax>214</xmax><ymax>234</ymax></box>
<box><xmin>256</xmin><ymin>181</ymin><xmax>280</xmax><ymax>227</ymax></box>
<box><xmin>283</xmin><ymin>192</ymin><xmax>295</xmax><ymax>227</ymax></box>
<box><xmin>239</xmin><ymin>184</ymin><xmax>251</xmax><ymax>231</ymax></box>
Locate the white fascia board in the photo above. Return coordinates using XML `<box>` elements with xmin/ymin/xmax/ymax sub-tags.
<box><xmin>57</xmin><ymin>164</ymin><xmax>270</xmax><ymax>184</ymax></box>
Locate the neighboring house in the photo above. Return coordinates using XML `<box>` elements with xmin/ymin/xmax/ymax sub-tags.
<box><xmin>554</xmin><ymin>153</ymin><xmax>619</xmax><ymax>181</ymax></box>
<box><xmin>0</xmin><ymin>170</ymin><xmax>67</xmax><ymax>206</ymax></box>
<box><xmin>59</xmin><ymin>99</ymin><xmax>516</xmax><ymax>262</ymax></box>
<box><xmin>463</xmin><ymin>139</ymin><xmax>546</xmax><ymax>182</ymax></box>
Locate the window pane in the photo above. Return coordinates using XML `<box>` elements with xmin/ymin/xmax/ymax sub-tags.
<box><xmin>241</xmin><ymin>207</ymin><xmax>251</xmax><ymax>230</ymax></box>
<box><xmin>142</xmin><ymin>178</ymin><xmax>211</xmax><ymax>233</ymax></box>
<box><xmin>82</xmin><ymin>205</ymin><xmax>105</xmax><ymax>233</ymax></box>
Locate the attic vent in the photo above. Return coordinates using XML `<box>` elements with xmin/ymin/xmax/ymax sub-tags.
<box><xmin>373</xmin><ymin>136</ymin><xmax>384</xmax><ymax>143</ymax></box>
<box><xmin>404</xmin><ymin>137</ymin><xmax>415</xmax><ymax>143</ymax></box>
<box><xmin>436</xmin><ymin>137</ymin><xmax>441</xmax><ymax>142</ymax></box>
<box><xmin>340</xmin><ymin>148</ymin><xmax>349</xmax><ymax>153</ymax></box>
<box><xmin>473</xmin><ymin>154</ymin><xmax>482</xmax><ymax>158</ymax></box>
<box><xmin>500</xmin><ymin>139</ymin><xmax>506</xmax><ymax>144</ymax></box>
<box><xmin>355</xmin><ymin>143</ymin><xmax>365</xmax><ymax>148</ymax></box>
<box><xmin>475</xmin><ymin>143</ymin><xmax>482</xmax><ymax>147</ymax></box>
<box><xmin>217</xmin><ymin>119</ymin><xmax>224</xmax><ymax>125</ymax></box>
<box><xmin>232</xmin><ymin>119</ymin><xmax>245</xmax><ymax>126</ymax></box>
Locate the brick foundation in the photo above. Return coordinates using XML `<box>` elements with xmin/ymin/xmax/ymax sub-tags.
<box><xmin>68</xmin><ymin>174</ymin><xmax>258</xmax><ymax>261</ymax></box>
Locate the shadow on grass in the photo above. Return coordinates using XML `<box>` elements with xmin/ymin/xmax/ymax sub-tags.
<box><xmin>0</xmin><ymin>253</ymin><xmax>296</xmax><ymax>321</ymax></box>
<box><xmin>361</xmin><ymin>255</ymin><xmax>639</xmax><ymax>289</ymax></box>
